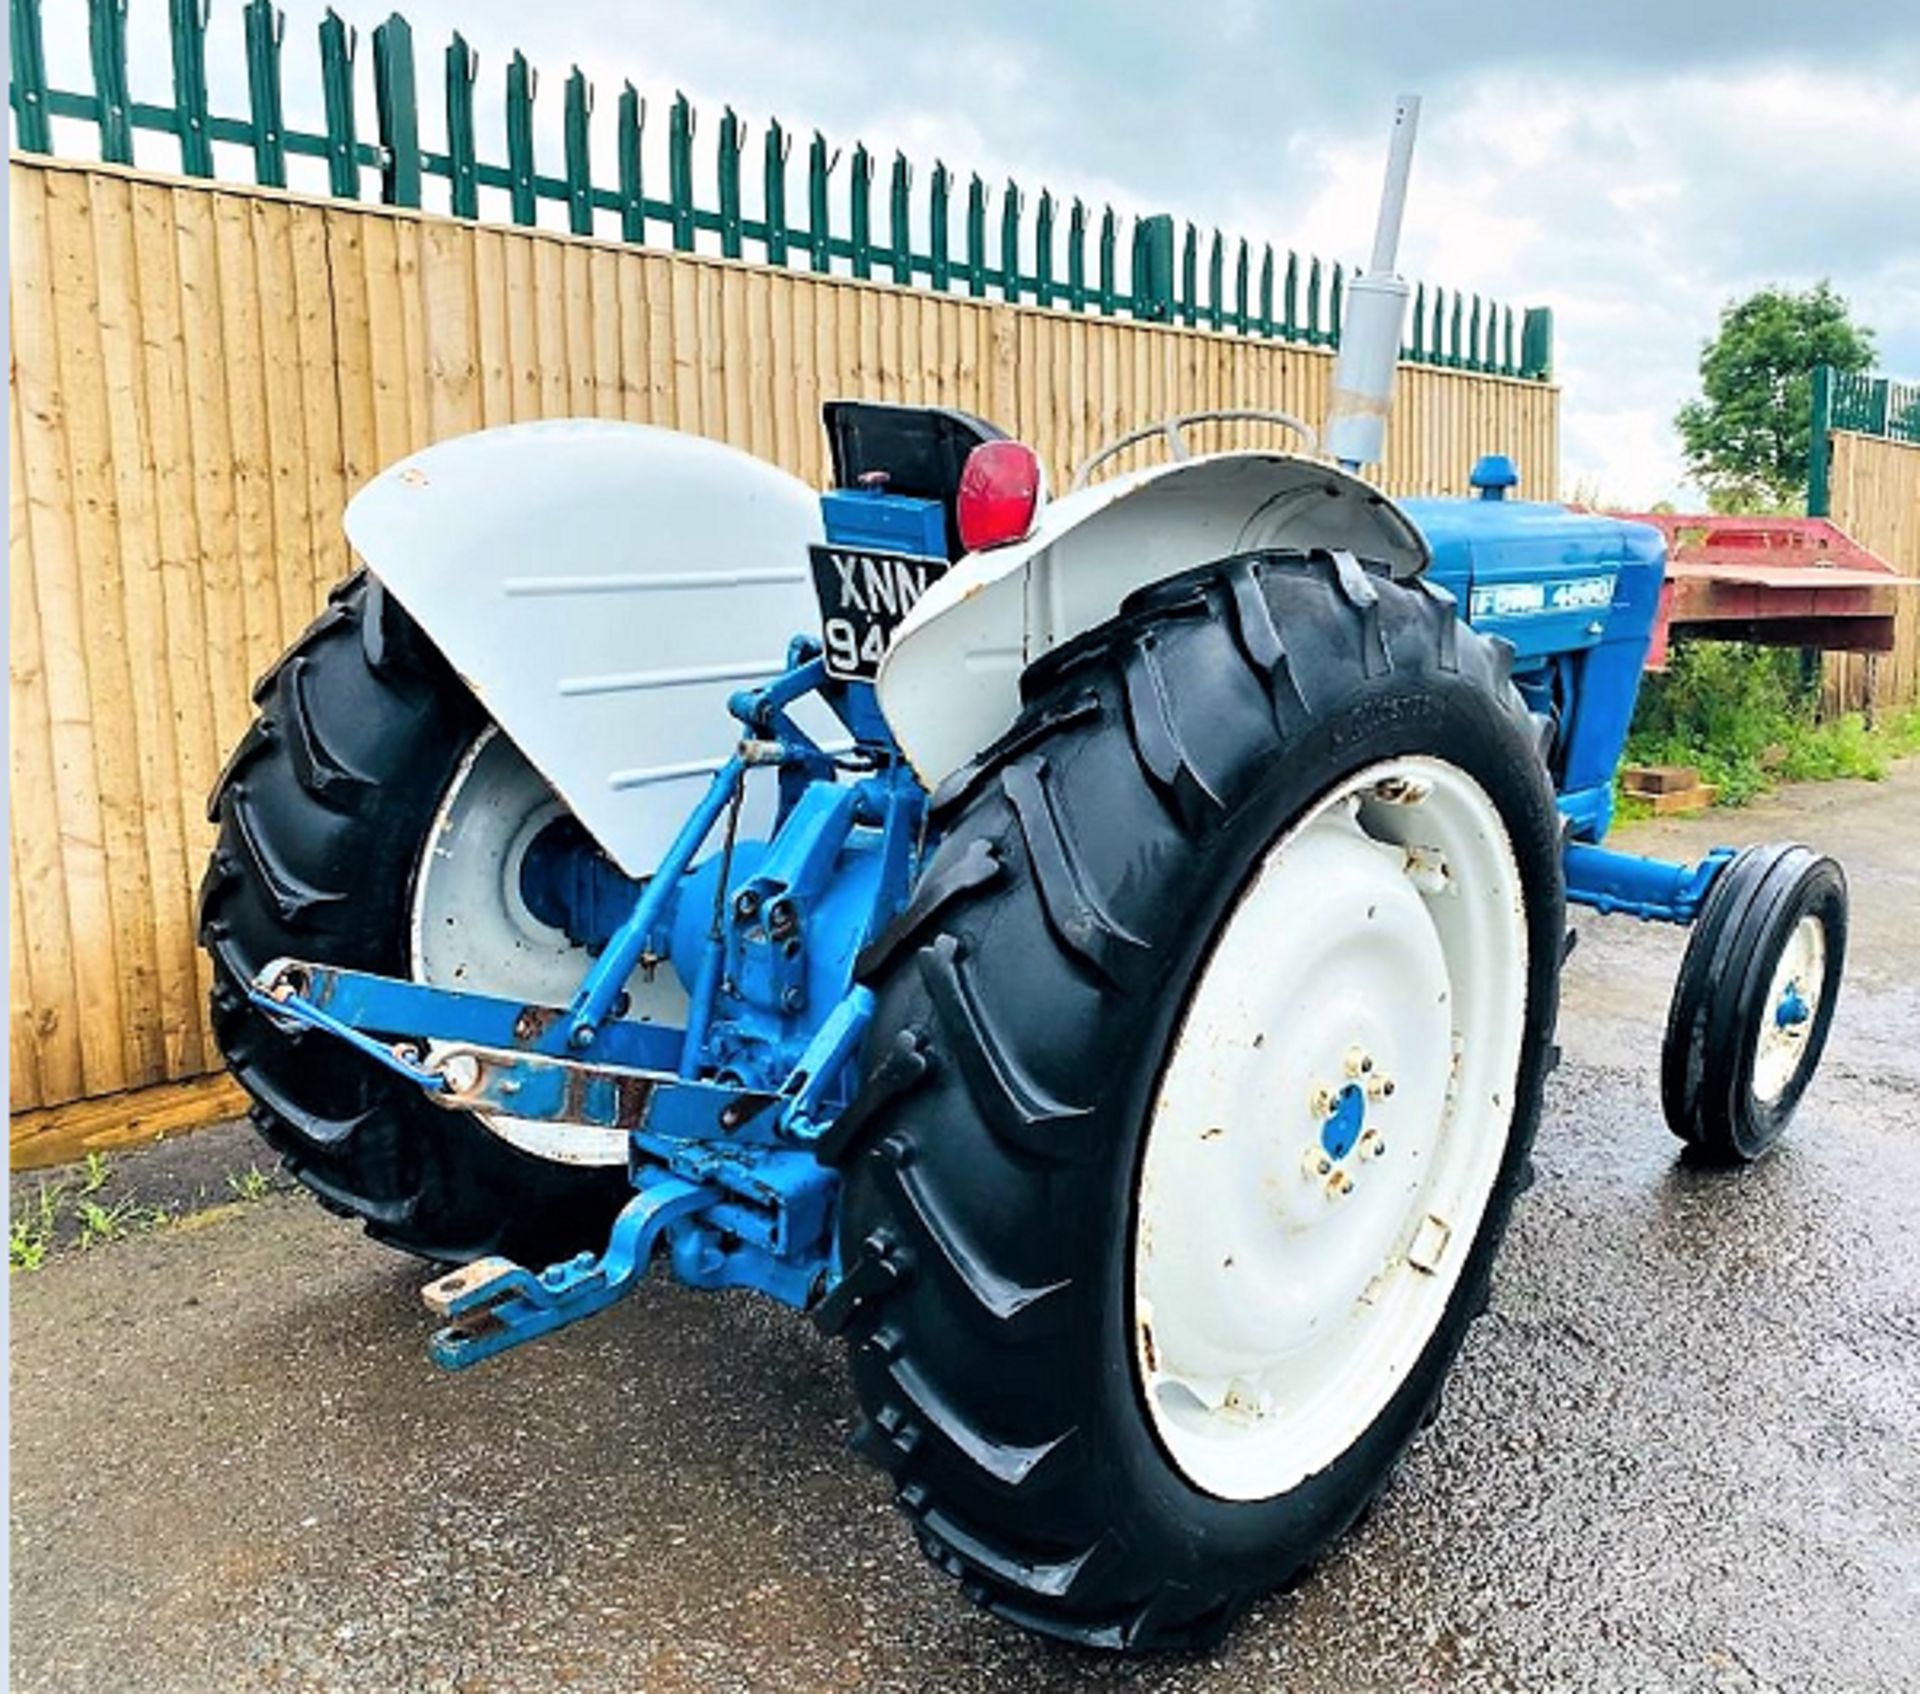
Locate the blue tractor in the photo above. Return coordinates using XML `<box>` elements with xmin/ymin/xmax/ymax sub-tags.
<box><xmin>200</xmin><ymin>105</ymin><xmax>1846</xmax><ymax>1649</ymax></box>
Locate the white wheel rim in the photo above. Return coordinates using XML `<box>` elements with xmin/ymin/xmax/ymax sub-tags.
<box><xmin>1133</xmin><ymin>756</ymin><xmax>1528</xmax><ymax>1502</ymax></box>
<box><xmin>411</xmin><ymin>728</ymin><xmax>685</xmax><ymax>1166</ymax></box>
<box><xmin>1752</xmin><ymin>912</ymin><xmax>1824</xmax><ymax>1106</ymax></box>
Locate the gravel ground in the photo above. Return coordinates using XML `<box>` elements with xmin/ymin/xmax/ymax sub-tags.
<box><xmin>10</xmin><ymin>764</ymin><xmax>1920</xmax><ymax>1693</ymax></box>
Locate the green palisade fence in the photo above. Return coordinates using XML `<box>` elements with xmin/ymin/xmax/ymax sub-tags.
<box><xmin>1808</xmin><ymin>364</ymin><xmax>1920</xmax><ymax>514</ymax></box>
<box><xmin>1831</xmin><ymin>370</ymin><xmax>1920</xmax><ymax>446</ymax></box>
<box><xmin>9</xmin><ymin>0</ymin><xmax>1553</xmax><ymax>379</ymax></box>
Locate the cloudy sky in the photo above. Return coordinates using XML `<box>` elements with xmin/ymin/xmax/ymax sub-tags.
<box><xmin>38</xmin><ymin>0</ymin><xmax>1920</xmax><ymax>503</ymax></box>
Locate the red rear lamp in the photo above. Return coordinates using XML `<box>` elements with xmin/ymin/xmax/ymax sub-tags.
<box><xmin>957</xmin><ymin>440</ymin><xmax>1044</xmax><ymax>554</ymax></box>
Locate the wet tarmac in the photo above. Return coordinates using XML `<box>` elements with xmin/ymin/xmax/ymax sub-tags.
<box><xmin>11</xmin><ymin>765</ymin><xmax>1920</xmax><ymax>1692</ymax></box>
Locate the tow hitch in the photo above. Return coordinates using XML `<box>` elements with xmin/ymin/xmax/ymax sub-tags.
<box><xmin>421</xmin><ymin>1175</ymin><xmax>715</xmax><ymax>1368</ymax></box>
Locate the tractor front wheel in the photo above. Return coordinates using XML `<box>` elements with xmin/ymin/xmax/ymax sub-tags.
<box><xmin>824</xmin><ymin>552</ymin><xmax>1565</xmax><ymax>1648</ymax></box>
<box><xmin>1661</xmin><ymin>842</ymin><xmax>1846</xmax><ymax>1163</ymax></box>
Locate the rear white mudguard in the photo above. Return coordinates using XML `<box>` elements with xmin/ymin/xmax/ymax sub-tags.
<box><xmin>344</xmin><ymin>421</ymin><xmax>828</xmax><ymax>879</ymax></box>
<box><xmin>876</xmin><ymin>452</ymin><xmax>1431</xmax><ymax>785</ymax></box>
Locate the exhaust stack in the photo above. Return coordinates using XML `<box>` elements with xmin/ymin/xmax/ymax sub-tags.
<box><xmin>1325</xmin><ymin>95</ymin><xmax>1421</xmax><ymax>473</ymax></box>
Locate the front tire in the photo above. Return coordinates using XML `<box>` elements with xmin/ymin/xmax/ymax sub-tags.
<box><xmin>1661</xmin><ymin>843</ymin><xmax>1846</xmax><ymax>1163</ymax></box>
<box><xmin>199</xmin><ymin>574</ymin><xmax>630</xmax><ymax>1264</ymax></box>
<box><xmin>822</xmin><ymin>553</ymin><xmax>1564</xmax><ymax>1647</ymax></box>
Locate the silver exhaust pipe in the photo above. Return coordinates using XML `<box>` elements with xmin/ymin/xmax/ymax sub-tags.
<box><xmin>1324</xmin><ymin>95</ymin><xmax>1421</xmax><ymax>473</ymax></box>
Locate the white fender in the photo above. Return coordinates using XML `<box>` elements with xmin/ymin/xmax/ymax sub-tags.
<box><xmin>344</xmin><ymin>420</ymin><xmax>828</xmax><ymax>879</ymax></box>
<box><xmin>875</xmin><ymin>451</ymin><xmax>1431</xmax><ymax>786</ymax></box>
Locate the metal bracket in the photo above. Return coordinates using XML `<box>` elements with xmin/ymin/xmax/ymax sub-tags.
<box><xmin>421</xmin><ymin>1174</ymin><xmax>716</xmax><ymax>1369</ymax></box>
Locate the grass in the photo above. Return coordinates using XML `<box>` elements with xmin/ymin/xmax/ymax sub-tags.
<box><xmin>9</xmin><ymin>1151</ymin><xmax>281</xmax><ymax>1274</ymax></box>
<box><xmin>225</xmin><ymin>1164</ymin><xmax>272</xmax><ymax>1202</ymax></box>
<box><xmin>73</xmin><ymin>1194</ymin><xmax>169</xmax><ymax>1251</ymax></box>
<box><xmin>1624</xmin><ymin>643</ymin><xmax>1920</xmax><ymax>812</ymax></box>
<box><xmin>9</xmin><ymin>1160</ymin><xmax>176</xmax><ymax>1271</ymax></box>
<box><xmin>9</xmin><ymin>1183</ymin><xmax>64</xmax><ymax>1273</ymax></box>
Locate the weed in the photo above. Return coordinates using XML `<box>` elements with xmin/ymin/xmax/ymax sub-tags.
<box><xmin>225</xmin><ymin>1165</ymin><xmax>272</xmax><ymax>1202</ymax></box>
<box><xmin>73</xmin><ymin>1195</ymin><xmax>174</xmax><ymax>1249</ymax></box>
<box><xmin>1626</xmin><ymin>643</ymin><xmax>1920</xmax><ymax>810</ymax></box>
<box><xmin>78</xmin><ymin>1150</ymin><xmax>112</xmax><ymax>1195</ymax></box>
<box><xmin>9</xmin><ymin>1182</ymin><xmax>66</xmax><ymax>1273</ymax></box>
<box><xmin>10</xmin><ymin>1217</ymin><xmax>49</xmax><ymax>1272</ymax></box>
<box><xmin>75</xmin><ymin>1196</ymin><xmax>138</xmax><ymax>1250</ymax></box>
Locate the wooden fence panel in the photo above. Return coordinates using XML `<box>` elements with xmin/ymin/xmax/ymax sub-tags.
<box><xmin>1824</xmin><ymin>430</ymin><xmax>1920</xmax><ymax>714</ymax></box>
<box><xmin>7</xmin><ymin>156</ymin><xmax>1560</xmax><ymax>1123</ymax></box>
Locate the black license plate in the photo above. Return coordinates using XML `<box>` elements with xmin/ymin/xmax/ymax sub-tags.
<box><xmin>808</xmin><ymin>545</ymin><xmax>952</xmax><ymax>682</ymax></box>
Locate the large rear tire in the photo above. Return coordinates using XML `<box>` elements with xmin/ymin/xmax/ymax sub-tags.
<box><xmin>199</xmin><ymin>574</ymin><xmax>630</xmax><ymax>1264</ymax></box>
<box><xmin>821</xmin><ymin>552</ymin><xmax>1564</xmax><ymax>1648</ymax></box>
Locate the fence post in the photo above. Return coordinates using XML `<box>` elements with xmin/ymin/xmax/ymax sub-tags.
<box><xmin>1034</xmin><ymin>191</ymin><xmax>1055</xmax><ymax>307</ymax></box>
<box><xmin>1520</xmin><ymin>305</ymin><xmax>1554</xmax><ymax>380</ymax></box>
<box><xmin>1807</xmin><ymin>361</ymin><xmax>1833</xmax><ymax>517</ymax></box>
<box><xmin>88</xmin><ymin>0</ymin><xmax>133</xmax><ymax>163</ymax></box>
<box><xmin>372</xmin><ymin>13</ymin><xmax>420</xmax><ymax>206</ymax></box>
<box><xmin>1066</xmin><ymin>199</ymin><xmax>1087</xmax><ymax>312</ymax></box>
<box><xmin>668</xmin><ymin>93</ymin><xmax>695</xmax><ymax>251</ymax></box>
<box><xmin>242</xmin><ymin>0</ymin><xmax>286</xmax><ymax>185</ymax></box>
<box><xmin>1133</xmin><ymin>214</ymin><xmax>1174</xmax><ymax>322</ymax></box>
<box><xmin>10</xmin><ymin>0</ymin><xmax>52</xmax><ymax>153</ymax></box>
<box><xmin>716</xmin><ymin>105</ymin><xmax>743</xmax><ymax>258</ymax></box>
<box><xmin>807</xmin><ymin>134</ymin><xmax>833</xmax><ymax>274</ymax></box>
<box><xmin>1869</xmin><ymin>375</ymin><xmax>1891</xmax><ymax>437</ymax></box>
<box><xmin>762</xmin><ymin>120</ymin><xmax>789</xmax><ymax>265</ymax></box>
<box><xmin>319</xmin><ymin>9</ymin><xmax>358</xmax><ymax>198</ymax></box>
<box><xmin>1097</xmin><ymin>207</ymin><xmax>1117</xmax><ymax>316</ymax></box>
<box><xmin>619</xmin><ymin>86</ymin><xmax>646</xmax><ymax>244</ymax></box>
<box><xmin>927</xmin><ymin>161</ymin><xmax>950</xmax><ymax>290</ymax></box>
<box><xmin>925</xmin><ymin>161</ymin><xmax>948</xmax><ymax>290</ymax></box>
<box><xmin>999</xmin><ymin>179</ymin><xmax>1021</xmax><ymax>303</ymax></box>
<box><xmin>964</xmin><ymin>174</ymin><xmax>986</xmax><ymax>298</ymax></box>
<box><xmin>445</xmin><ymin>33</ymin><xmax>478</xmax><ymax>217</ymax></box>
<box><xmin>564</xmin><ymin>69</ymin><xmax>595</xmax><ymax>237</ymax></box>
<box><xmin>504</xmin><ymin>52</ymin><xmax>536</xmax><ymax>225</ymax></box>
<box><xmin>848</xmin><ymin>143</ymin><xmax>873</xmax><ymax>279</ymax></box>
<box><xmin>888</xmin><ymin>153</ymin><xmax>911</xmax><ymax>284</ymax></box>
<box><xmin>168</xmin><ymin>0</ymin><xmax>214</xmax><ymax>176</ymax></box>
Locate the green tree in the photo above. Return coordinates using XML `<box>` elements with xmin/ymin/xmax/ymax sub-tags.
<box><xmin>1675</xmin><ymin>283</ymin><xmax>1874</xmax><ymax>507</ymax></box>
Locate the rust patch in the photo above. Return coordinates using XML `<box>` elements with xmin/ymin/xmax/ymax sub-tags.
<box><xmin>513</xmin><ymin>1005</ymin><xmax>562</xmax><ymax>1045</ymax></box>
<box><xmin>614</xmin><ymin>1073</ymin><xmax>655</xmax><ymax>1129</ymax></box>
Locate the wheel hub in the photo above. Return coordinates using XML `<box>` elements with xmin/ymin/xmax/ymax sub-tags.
<box><xmin>410</xmin><ymin>729</ymin><xmax>687</xmax><ymax>1167</ymax></box>
<box><xmin>1753</xmin><ymin>913</ymin><xmax>1826</xmax><ymax>1104</ymax></box>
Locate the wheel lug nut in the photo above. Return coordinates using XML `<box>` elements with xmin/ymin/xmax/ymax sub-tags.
<box><xmin>1325</xmin><ymin>1168</ymin><xmax>1354</xmax><ymax>1199</ymax></box>
<box><xmin>1309</xmin><ymin>1084</ymin><xmax>1335</xmax><ymax>1118</ymax></box>
<box><xmin>1345</xmin><ymin>1046</ymin><xmax>1371</xmax><ymax>1078</ymax></box>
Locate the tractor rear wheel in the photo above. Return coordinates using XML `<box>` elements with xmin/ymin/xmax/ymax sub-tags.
<box><xmin>200</xmin><ymin>573</ymin><xmax>631</xmax><ymax>1264</ymax></box>
<box><xmin>822</xmin><ymin>552</ymin><xmax>1564</xmax><ymax>1648</ymax></box>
